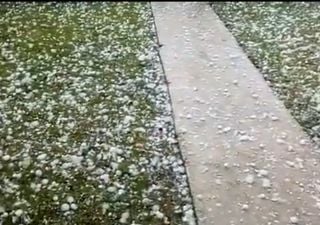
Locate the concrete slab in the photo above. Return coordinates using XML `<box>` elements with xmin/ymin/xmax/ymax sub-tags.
<box><xmin>152</xmin><ymin>2</ymin><xmax>320</xmax><ymax>225</ymax></box>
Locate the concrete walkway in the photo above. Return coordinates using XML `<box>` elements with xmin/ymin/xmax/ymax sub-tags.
<box><xmin>152</xmin><ymin>2</ymin><xmax>320</xmax><ymax>225</ymax></box>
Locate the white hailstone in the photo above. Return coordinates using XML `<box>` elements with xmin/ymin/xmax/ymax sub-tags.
<box><xmin>47</xmin><ymin>112</ymin><xmax>54</xmax><ymax>121</ymax></box>
<box><xmin>299</xmin><ymin>139</ymin><xmax>307</xmax><ymax>146</ymax></box>
<box><xmin>249</xmin><ymin>114</ymin><xmax>257</xmax><ymax>119</ymax></box>
<box><xmin>241</xmin><ymin>204</ymin><xmax>249</xmax><ymax>211</ymax></box>
<box><xmin>67</xmin><ymin>196</ymin><xmax>74</xmax><ymax>203</ymax></box>
<box><xmin>118</xmin><ymin>189</ymin><xmax>126</xmax><ymax>196</ymax></box>
<box><xmin>41</xmin><ymin>179</ymin><xmax>49</xmax><ymax>185</ymax></box>
<box><xmin>2</xmin><ymin>212</ymin><xmax>8</xmax><ymax>218</ymax></box>
<box><xmin>175</xmin><ymin>166</ymin><xmax>185</xmax><ymax>174</ymax></box>
<box><xmin>14</xmin><ymin>209</ymin><xmax>23</xmax><ymax>217</ymax></box>
<box><xmin>257</xmin><ymin>194</ymin><xmax>266</xmax><ymax>199</ymax></box>
<box><xmin>6</xmin><ymin>136</ymin><xmax>13</xmax><ymax>141</ymax></box>
<box><xmin>70</xmin><ymin>203</ymin><xmax>78</xmax><ymax>210</ymax></box>
<box><xmin>115</xmin><ymin>170</ymin><xmax>122</xmax><ymax>176</ymax></box>
<box><xmin>196</xmin><ymin>194</ymin><xmax>203</xmax><ymax>200</ymax></box>
<box><xmin>155</xmin><ymin>211</ymin><xmax>164</xmax><ymax>219</ymax></box>
<box><xmin>152</xmin><ymin>205</ymin><xmax>160</xmax><ymax>212</ymax></box>
<box><xmin>180</xmin><ymin>128</ymin><xmax>188</xmax><ymax>133</ymax></box>
<box><xmin>276</xmin><ymin>138</ymin><xmax>286</xmax><ymax>145</ymax></box>
<box><xmin>233</xmin><ymin>80</ymin><xmax>238</xmax><ymax>85</ymax></box>
<box><xmin>35</xmin><ymin>169</ymin><xmax>42</xmax><ymax>177</ymax></box>
<box><xmin>30</xmin><ymin>121</ymin><xmax>39</xmax><ymax>128</ymax></box>
<box><xmin>50</xmin><ymin>159</ymin><xmax>60</xmax><ymax>168</ymax></box>
<box><xmin>245</xmin><ymin>174</ymin><xmax>255</xmax><ymax>184</ymax></box>
<box><xmin>37</xmin><ymin>153</ymin><xmax>47</xmax><ymax>161</ymax></box>
<box><xmin>271</xmin><ymin>116</ymin><xmax>279</xmax><ymax>121</ymax></box>
<box><xmin>2</xmin><ymin>154</ymin><xmax>11</xmax><ymax>161</ymax></box>
<box><xmin>0</xmin><ymin>206</ymin><xmax>4</xmax><ymax>213</ymax></box>
<box><xmin>262</xmin><ymin>178</ymin><xmax>271</xmax><ymax>188</ymax></box>
<box><xmin>20</xmin><ymin>156</ymin><xmax>31</xmax><ymax>168</ymax></box>
<box><xmin>99</xmin><ymin>174</ymin><xmax>109</xmax><ymax>183</ymax></box>
<box><xmin>53</xmin><ymin>195</ymin><xmax>59</xmax><ymax>201</ymax></box>
<box><xmin>287</xmin><ymin>145</ymin><xmax>294</xmax><ymax>152</ymax></box>
<box><xmin>107</xmin><ymin>186</ymin><xmax>117</xmax><ymax>193</ymax></box>
<box><xmin>142</xmin><ymin>198</ymin><xmax>151</xmax><ymax>205</ymax></box>
<box><xmin>128</xmin><ymin>165</ymin><xmax>139</xmax><ymax>176</ymax></box>
<box><xmin>259</xmin><ymin>144</ymin><xmax>265</xmax><ymax>149</ymax></box>
<box><xmin>115</xmin><ymin>148</ymin><xmax>124</xmax><ymax>155</ymax></box>
<box><xmin>258</xmin><ymin>170</ymin><xmax>269</xmax><ymax>177</ymax></box>
<box><xmin>0</xmin><ymin>150</ymin><xmax>3</xmax><ymax>157</ymax></box>
<box><xmin>181</xmin><ymin>189</ymin><xmax>189</xmax><ymax>196</ymax></box>
<box><xmin>239</xmin><ymin>135</ymin><xmax>251</xmax><ymax>142</ymax></box>
<box><xmin>223</xmin><ymin>163</ymin><xmax>230</xmax><ymax>169</ymax></box>
<box><xmin>101</xmin><ymin>203</ymin><xmax>109</xmax><ymax>214</ymax></box>
<box><xmin>21</xmin><ymin>77</ymin><xmax>32</xmax><ymax>85</ymax></box>
<box><xmin>223</xmin><ymin>127</ymin><xmax>231</xmax><ymax>133</ymax></box>
<box><xmin>69</xmin><ymin>155</ymin><xmax>83</xmax><ymax>167</ymax></box>
<box><xmin>150</xmin><ymin>157</ymin><xmax>160</xmax><ymax>167</ymax></box>
<box><xmin>138</xmin><ymin>54</ymin><xmax>148</xmax><ymax>62</ymax></box>
<box><xmin>30</xmin><ymin>183</ymin><xmax>36</xmax><ymax>190</ymax></box>
<box><xmin>61</xmin><ymin>203</ymin><xmax>70</xmax><ymax>212</ymax></box>
<box><xmin>252</xmin><ymin>93</ymin><xmax>259</xmax><ymax>99</ymax></box>
<box><xmin>134</xmin><ymin>127</ymin><xmax>146</xmax><ymax>133</ymax></box>
<box><xmin>183</xmin><ymin>208</ymin><xmax>196</xmax><ymax>225</ymax></box>
<box><xmin>35</xmin><ymin>183</ymin><xmax>42</xmax><ymax>192</ymax></box>
<box><xmin>110</xmin><ymin>162</ymin><xmax>119</xmax><ymax>171</ymax></box>
<box><xmin>119</xmin><ymin>211</ymin><xmax>130</xmax><ymax>224</ymax></box>
<box><xmin>123</xmin><ymin>115</ymin><xmax>134</xmax><ymax>125</ymax></box>
<box><xmin>62</xmin><ymin>162</ymin><xmax>72</xmax><ymax>169</ymax></box>
<box><xmin>290</xmin><ymin>216</ymin><xmax>299</xmax><ymax>224</ymax></box>
<box><xmin>201</xmin><ymin>167</ymin><xmax>209</xmax><ymax>173</ymax></box>
<box><xmin>286</xmin><ymin>161</ymin><xmax>295</xmax><ymax>167</ymax></box>
<box><xmin>186</xmin><ymin>114</ymin><xmax>192</xmax><ymax>119</ymax></box>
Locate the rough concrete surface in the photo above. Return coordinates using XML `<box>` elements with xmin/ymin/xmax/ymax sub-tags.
<box><xmin>152</xmin><ymin>2</ymin><xmax>320</xmax><ymax>225</ymax></box>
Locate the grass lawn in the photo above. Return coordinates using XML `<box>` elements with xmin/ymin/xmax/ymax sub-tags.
<box><xmin>211</xmin><ymin>2</ymin><xmax>320</xmax><ymax>144</ymax></box>
<box><xmin>0</xmin><ymin>2</ymin><xmax>195</xmax><ymax>225</ymax></box>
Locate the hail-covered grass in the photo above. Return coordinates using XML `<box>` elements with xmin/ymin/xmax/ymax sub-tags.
<box><xmin>0</xmin><ymin>2</ymin><xmax>195</xmax><ymax>225</ymax></box>
<box><xmin>211</xmin><ymin>2</ymin><xmax>320</xmax><ymax>144</ymax></box>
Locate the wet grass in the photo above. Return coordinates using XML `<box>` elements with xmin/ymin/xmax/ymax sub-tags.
<box><xmin>0</xmin><ymin>2</ymin><xmax>194</xmax><ymax>225</ymax></box>
<box><xmin>211</xmin><ymin>2</ymin><xmax>320</xmax><ymax>143</ymax></box>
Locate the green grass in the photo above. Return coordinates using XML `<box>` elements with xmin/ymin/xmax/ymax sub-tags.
<box><xmin>0</xmin><ymin>2</ymin><xmax>194</xmax><ymax>225</ymax></box>
<box><xmin>211</xmin><ymin>2</ymin><xmax>320</xmax><ymax>143</ymax></box>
